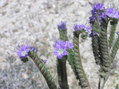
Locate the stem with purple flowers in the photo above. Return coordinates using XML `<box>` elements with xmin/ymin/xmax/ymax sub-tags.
<box><xmin>29</xmin><ymin>51</ymin><xmax>57</xmax><ymax>89</ymax></box>
<box><xmin>109</xmin><ymin>19</ymin><xmax>118</xmax><ymax>48</ymax></box>
<box><xmin>57</xmin><ymin>25</ymin><xmax>69</xmax><ymax>89</ymax></box>
<box><xmin>73</xmin><ymin>31</ymin><xmax>90</xmax><ymax>89</ymax></box>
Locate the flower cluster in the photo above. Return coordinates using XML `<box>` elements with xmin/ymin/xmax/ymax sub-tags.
<box><xmin>57</xmin><ymin>21</ymin><xmax>67</xmax><ymax>30</ymax></box>
<box><xmin>89</xmin><ymin>3</ymin><xmax>106</xmax><ymax>24</ymax></box>
<box><xmin>92</xmin><ymin>3</ymin><xmax>104</xmax><ymax>10</ymax></box>
<box><xmin>89</xmin><ymin>3</ymin><xmax>119</xmax><ymax>24</ymax></box>
<box><xmin>105</xmin><ymin>8</ymin><xmax>119</xmax><ymax>19</ymax></box>
<box><xmin>73</xmin><ymin>24</ymin><xmax>91</xmax><ymax>34</ymax></box>
<box><xmin>53</xmin><ymin>40</ymin><xmax>73</xmax><ymax>59</ymax></box>
<box><xmin>17</xmin><ymin>45</ymin><xmax>37</xmax><ymax>58</ymax></box>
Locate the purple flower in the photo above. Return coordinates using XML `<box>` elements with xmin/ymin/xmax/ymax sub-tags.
<box><xmin>89</xmin><ymin>3</ymin><xmax>107</xmax><ymax>25</ymax></box>
<box><xmin>17</xmin><ymin>45</ymin><xmax>30</xmax><ymax>58</ymax></box>
<box><xmin>92</xmin><ymin>3</ymin><xmax>104</xmax><ymax>10</ymax></box>
<box><xmin>113</xmin><ymin>11</ymin><xmax>119</xmax><ymax>18</ymax></box>
<box><xmin>53</xmin><ymin>40</ymin><xmax>74</xmax><ymax>49</ymax></box>
<box><xmin>89</xmin><ymin>30</ymin><xmax>99</xmax><ymax>37</ymax></box>
<box><xmin>105</xmin><ymin>8</ymin><xmax>119</xmax><ymax>18</ymax></box>
<box><xmin>64</xmin><ymin>41</ymin><xmax>74</xmax><ymax>49</ymax></box>
<box><xmin>79</xmin><ymin>25</ymin><xmax>87</xmax><ymax>30</ymax></box>
<box><xmin>30</xmin><ymin>47</ymin><xmax>38</xmax><ymax>52</ymax></box>
<box><xmin>53</xmin><ymin>48</ymin><xmax>68</xmax><ymax>59</ymax></box>
<box><xmin>57</xmin><ymin>21</ymin><xmax>67</xmax><ymax>30</ymax></box>
<box><xmin>89</xmin><ymin>16</ymin><xmax>96</xmax><ymax>23</ymax></box>
<box><xmin>53</xmin><ymin>40</ymin><xmax>73</xmax><ymax>59</ymax></box>
<box><xmin>53</xmin><ymin>40</ymin><xmax>65</xmax><ymax>49</ymax></box>
<box><xmin>99</xmin><ymin>12</ymin><xmax>107</xmax><ymax>19</ymax></box>
<box><xmin>73</xmin><ymin>24</ymin><xmax>91</xmax><ymax>34</ymax></box>
<box><xmin>85</xmin><ymin>27</ymin><xmax>92</xmax><ymax>34</ymax></box>
<box><xmin>105</xmin><ymin>8</ymin><xmax>115</xmax><ymax>17</ymax></box>
<box><xmin>116</xmin><ymin>31</ymin><xmax>119</xmax><ymax>35</ymax></box>
<box><xmin>17</xmin><ymin>45</ymin><xmax>37</xmax><ymax>58</ymax></box>
<box><xmin>105</xmin><ymin>8</ymin><xmax>114</xmax><ymax>16</ymax></box>
<box><xmin>73</xmin><ymin>24</ymin><xmax>80</xmax><ymax>31</ymax></box>
<box><xmin>73</xmin><ymin>24</ymin><xmax>85</xmax><ymax>31</ymax></box>
<box><xmin>91</xmin><ymin>9</ymin><xmax>97</xmax><ymax>15</ymax></box>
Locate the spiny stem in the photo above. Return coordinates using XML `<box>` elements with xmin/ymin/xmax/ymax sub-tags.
<box><xmin>109</xmin><ymin>20</ymin><xmax>118</xmax><ymax>48</ymax></box>
<box><xmin>91</xmin><ymin>21</ymin><xmax>102</xmax><ymax>66</ymax></box>
<box><xmin>111</xmin><ymin>35</ymin><xmax>119</xmax><ymax>60</ymax></box>
<box><xmin>101</xmin><ymin>28</ymin><xmax>119</xmax><ymax>89</ymax></box>
<box><xmin>101</xmin><ymin>34</ymin><xmax>119</xmax><ymax>89</ymax></box>
<box><xmin>99</xmin><ymin>21</ymin><xmax>111</xmax><ymax>77</ymax></box>
<box><xmin>57</xmin><ymin>57</ymin><xmax>69</xmax><ymax>89</ymax></box>
<box><xmin>73</xmin><ymin>31</ymin><xmax>90</xmax><ymax>89</ymax></box>
<box><xmin>67</xmin><ymin>49</ymin><xmax>79</xmax><ymax>79</ymax></box>
<box><xmin>57</xmin><ymin>30</ymin><xmax>69</xmax><ymax>89</ymax></box>
<box><xmin>59</xmin><ymin>30</ymin><xmax>79</xmax><ymax>80</ymax></box>
<box><xmin>92</xmin><ymin>31</ymin><xmax>102</xmax><ymax>65</ymax></box>
<box><xmin>29</xmin><ymin>51</ymin><xmax>57</xmax><ymax>89</ymax></box>
<box><xmin>98</xmin><ymin>20</ymin><xmax>111</xmax><ymax>89</ymax></box>
<box><xmin>59</xmin><ymin>30</ymin><xmax>68</xmax><ymax>41</ymax></box>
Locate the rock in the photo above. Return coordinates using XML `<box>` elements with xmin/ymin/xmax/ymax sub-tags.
<box><xmin>0</xmin><ymin>0</ymin><xmax>8</xmax><ymax>7</ymax></box>
<box><xmin>0</xmin><ymin>56</ymin><xmax>6</xmax><ymax>63</ymax></box>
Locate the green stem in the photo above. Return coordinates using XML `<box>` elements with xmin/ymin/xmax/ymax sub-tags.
<box><xmin>100</xmin><ymin>23</ymin><xmax>119</xmax><ymax>89</ymax></box>
<box><xmin>111</xmin><ymin>35</ymin><xmax>119</xmax><ymax>60</ymax></box>
<box><xmin>115</xmin><ymin>84</ymin><xmax>119</xmax><ymax>89</ymax></box>
<box><xmin>99</xmin><ymin>21</ymin><xmax>111</xmax><ymax>76</ymax></box>
<box><xmin>109</xmin><ymin>20</ymin><xmax>118</xmax><ymax>48</ymax></box>
<box><xmin>29</xmin><ymin>51</ymin><xmax>57</xmax><ymax>89</ymax></box>
<box><xmin>98</xmin><ymin>35</ymin><xmax>119</xmax><ymax>89</ymax></box>
<box><xmin>67</xmin><ymin>49</ymin><xmax>79</xmax><ymax>79</ymax></box>
<box><xmin>59</xmin><ymin>30</ymin><xmax>68</xmax><ymax>41</ymax></box>
<box><xmin>91</xmin><ymin>21</ymin><xmax>102</xmax><ymax>66</ymax></box>
<box><xmin>101</xmin><ymin>33</ymin><xmax>119</xmax><ymax>89</ymax></box>
<box><xmin>73</xmin><ymin>31</ymin><xmax>90</xmax><ymax>89</ymax></box>
<box><xmin>57</xmin><ymin>30</ymin><xmax>69</xmax><ymax>89</ymax></box>
<box><xmin>98</xmin><ymin>20</ymin><xmax>111</xmax><ymax>89</ymax></box>
<box><xmin>60</xmin><ymin>30</ymin><xmax>79</xmax><ymax>80</ymax></box>
<box><xmin>92</xmin><ymin>33</ymin><xmax>101</xmax><ymax>65</ymax></box>
<box><xmin>57</xmin><ymin>57</ymin><xmax>69</xmax><ymax>89</ymax></box>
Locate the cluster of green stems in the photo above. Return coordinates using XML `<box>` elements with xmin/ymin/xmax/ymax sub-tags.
<box><xmin>21</xmin><ymin>16</ymin><xmax>119</xmax><ymax>89</ymax></box>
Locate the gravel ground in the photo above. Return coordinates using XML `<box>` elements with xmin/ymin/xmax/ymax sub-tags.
<box><xmin>0</xmin><ymin>0</ymin><xmax>119</xmax><ymax>89</ymax></box>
